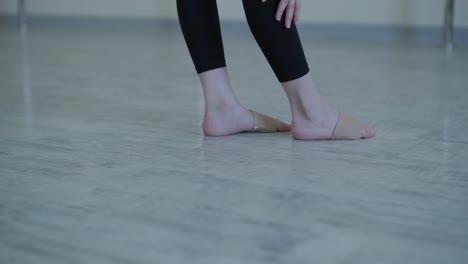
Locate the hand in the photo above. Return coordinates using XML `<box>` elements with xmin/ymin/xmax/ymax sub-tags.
<box><xmin>262</xmin><ymin>0</ymin><xmax>301</xmax><ymax>29</ymax></box>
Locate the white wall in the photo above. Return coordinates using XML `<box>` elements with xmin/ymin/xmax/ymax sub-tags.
<box><xmin>0</xmin><ymin>0</ymin><xmax>177</xmax><ymax>19</ymax></box>
<box><xmin>1</xmin><ymin>0</ymin><xmax>467</xmax><ymax>27</ymax></box>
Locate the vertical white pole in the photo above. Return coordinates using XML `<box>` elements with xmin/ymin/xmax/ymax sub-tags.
<box><xmin>443</xmin><ymin>0</ymin><xmax>455</xmax><ymax>53</ymax></box>
<box><xmin>18</xmin><ymin>0</ymin><xmax>27</xmax><ymax>32</ymax></box>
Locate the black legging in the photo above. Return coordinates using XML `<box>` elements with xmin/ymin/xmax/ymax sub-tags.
<box><xmin>176</xmin><ymin>0</ymin><xmax>310</xmax><ymax>83</ymax></box>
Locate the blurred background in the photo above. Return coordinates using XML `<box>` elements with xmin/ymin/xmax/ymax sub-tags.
<box><xmin>0</xmin><ymin>0</ymin><xmax>467</xmax><ymax>27</ymax></box>
<box><xmin>1</xmin><ymin>1</ymin><xmax>468</xmax><ymax>264</ymax></box>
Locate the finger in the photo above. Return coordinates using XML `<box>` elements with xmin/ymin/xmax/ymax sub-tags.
<box><xmin>285</xmin><ymin>1</ymin><xmax>295</xmax><ymax>28</ymax></box>
<box><xmin>276</xmin><ymin>0</ymin><xmax>288</xmax><ymax>21</ymax></box>
<box><xmin>294</xmin><ymin>0</ymin><xmax>301</xmax><ymax>25</ymax></box>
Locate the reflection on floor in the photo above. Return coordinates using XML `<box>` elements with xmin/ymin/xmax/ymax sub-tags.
<box><xmin>1</xmin><ymin>24</ymin><xmax>468</xmax><ymax>264</ymax></box>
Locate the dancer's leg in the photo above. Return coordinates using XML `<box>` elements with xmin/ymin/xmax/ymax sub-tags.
<box><xmin>176</xmin><ymin>0</ymin><xmax>289</xmax><ymax>136</ymax></box>
<box><xmin>242</xmin><ymin>0</ymin><xmax>375</xmax><ymax>140</ymax></box>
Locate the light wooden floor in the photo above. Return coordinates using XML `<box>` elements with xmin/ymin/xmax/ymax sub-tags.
<box><xmin>1</xmin><ymin>24</ymin><xmax>468</xmax><ymax>264</ymax></box>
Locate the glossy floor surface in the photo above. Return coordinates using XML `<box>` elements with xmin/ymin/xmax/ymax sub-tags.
<box><xmin>1</xmin><ymin>24</ymin><xmax>468</xmax><ymax>264</ymax></box>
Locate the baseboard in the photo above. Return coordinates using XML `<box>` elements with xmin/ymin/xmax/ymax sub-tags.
<box><xmin>1</xmin><ymin>15</ymin><xmax>467</xmax><ymax>45</ymax></box>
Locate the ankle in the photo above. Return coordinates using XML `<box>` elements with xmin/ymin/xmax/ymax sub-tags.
<box><xmin>282</xmin><ymin>74</ymin><xmax>328</xmax><ymax>118</ymax></box>
<box><xmin>205</xmin><ymin>100</ymin><xmax>243</xmax><ymax>114</ymax></box>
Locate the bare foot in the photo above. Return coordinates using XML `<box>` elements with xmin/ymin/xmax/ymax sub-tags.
<box><xmin>202</xmin><ymin>104</ymin><xmax>290</xmax><ymax>136</ymax></box>
<box><xmin>282</xmin><ymin>73</ymin><xmax>376</xmax><ymax>141</ymax></box>
<box><xmin>291</xmin><ymin>102</ymin><xmax>376</xmax><ymax>140</ymax></box>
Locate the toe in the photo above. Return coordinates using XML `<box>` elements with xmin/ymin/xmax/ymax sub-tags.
<box><xmin>277</xmin><ymin>121</ymin><xmax>292</xmax><ymax>132</ymax></box>
<box><xmin>362</xmin><ymin>126</ymin><xmax>376</xmax><ymax>139</ymax></box>
<box><xmin>251</xmin><ymin>110</ymin><xmax>291</xmax><ymax>132</ymax></box>
<box><xmin>267</xmin><ymin>114</ymin><xmax>291</xmax><ymax>132</ymax></box>
<box><xmin>268</xmin><ymin>117</ymin><xmax>290</xmax><ymax>132</ymax></box>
